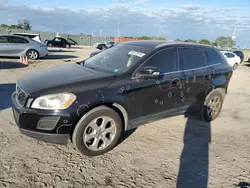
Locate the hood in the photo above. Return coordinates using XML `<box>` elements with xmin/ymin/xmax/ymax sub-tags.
<box><xmin>18</xmin><ymin>63</ymin><xmax>115</xmax><ymax>95</ymax></box>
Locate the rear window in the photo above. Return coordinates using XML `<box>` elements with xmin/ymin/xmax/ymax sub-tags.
<box><xmin>0</xmin><ymin>36</ymin><xmax>8</xmax><ymax>43</ymax></box>
<box><xmin>9</xmin><ymin>36</ymin><xmax>29</xmax><ymax>44</ymax></box>
<box><xmin>205</xmin><ymin>48</ymin><xmax>222</xmax><ymax>65</ymax></box>
<box><xmin>180</xmin><ymin>48</ymin><xmax>206</xmax><ymax>70</ymax></box>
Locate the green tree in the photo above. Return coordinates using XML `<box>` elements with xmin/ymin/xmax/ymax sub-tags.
<box><xmin>199</xmin><ymin>39</ymin><xmax>211</xmax><ymax>45</ymax></box>
<box><xmin>184</xmin><ymin>39</ymin><xmax>197</xmax><ymax>43</ymax></box>
<box><xmin>0</xmin><ymin>24</ymin><xmax>9</xmax><ymax>28</ymax></box>
<box><xmin>17</xmin><ymin>19</ymin><xmax>32</xmax><ymax>30</ymax></box>
<box><xmin>175</xmin><ymin>39</ymin><xmax>183</xmax><ymax>42</ymax></box>
<box><xmin>9</xmin><ymin>25</ymin><xmax>18</xmax><ymax>29</ymax></box>
<box><xmin>215</xmin><ymin>36</ymin><xmax>235</xmax><ymax>48</ymax></box>
<box><xmin>138</xmin><ymin>36</ymin><xmax>152</xmax><ymax>40</ymax></box>
<box><xmin>157</xmin><ymin>37</ymin><xmax>167</xmax><ymax>40</ymax></box>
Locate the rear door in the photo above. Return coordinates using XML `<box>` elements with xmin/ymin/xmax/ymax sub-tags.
<box><xmin>178</xmin><ymin>47</ymin><xmax>209</xmax><ymax>112</ymax></box>
<box><xmin>0</xmin><ymin>36</ymin><xmax>11</xmax><ymax>56</ymax></box>
<box><xmin>8</xmin><ymin>36</ymin><xmax>29</xmax><ymax>56</ymax></box>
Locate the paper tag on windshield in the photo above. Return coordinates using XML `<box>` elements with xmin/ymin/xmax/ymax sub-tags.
<box><xmin>128</xmin><ymin>51</ymin><xmax>145</xmax><ymax>57</ymax></box>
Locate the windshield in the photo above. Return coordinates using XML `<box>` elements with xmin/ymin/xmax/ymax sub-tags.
<box><xmin>84</xmin><ymin>44</ymin><xmax>153</xmax><ymax>73</ymax></box>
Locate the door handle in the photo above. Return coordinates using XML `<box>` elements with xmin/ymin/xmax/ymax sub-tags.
<box><xmin>170</xmin><ymin>79</ymin><xmax>180</xmax><ymax>87</ymax></box>
<box><xmin>204</xmin><ymin>74</ymin><xmax>210</xmax><ymax>80</ymax></box>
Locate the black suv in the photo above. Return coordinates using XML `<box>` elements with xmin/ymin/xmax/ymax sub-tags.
<box><xmin>11</xmin><ymin>41</ymin><xmax>233</xmax><ymax>156</ymax></box>
<box><xmin>233</xmin><ymin>50</ymin><xmax>244</xmax><ymax>63</ymax></box>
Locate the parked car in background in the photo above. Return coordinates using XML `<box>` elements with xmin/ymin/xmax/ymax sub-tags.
<box><xmin>90</xmin><ymin>42</ymin><xmax>118</xmax><ymax>57</ymax></box>
<box><xmin>93</xmin><ymin>41</ymin><xmax>116</xmax><ymax>50</ymax></box>
<box><xmin>233</xmin><ymin>50</ymin><xmax>244</xmax><ymax>63</ymax></box>
<box><xmin>13</xmin><ymin>33</ymin><xmax>42</xmax><ymax>43</ymax></box>
<box><xmin>12</xmin><ymin>41</ymin><xmax>233</xmax><ymax>156</ymax></box>
<box><xmin>0</xmin><ymin>34</ymin><xmax>48</xmax><ymax>60</ymax></box>
<box><xmin>220</xmin><ymin>51</ymin><xmax>241</xmax><ymax>70</ymax></box>
<box><xmin>44</xmin><ymin>37</ymin><xmax>71</xmax><ymax>48</ymax></box>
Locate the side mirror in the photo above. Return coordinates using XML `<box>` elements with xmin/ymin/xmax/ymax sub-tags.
<box><xmin>136</xmin><ymin>66</ymin><xmax>160</xmax><ymax>79</ymax></box>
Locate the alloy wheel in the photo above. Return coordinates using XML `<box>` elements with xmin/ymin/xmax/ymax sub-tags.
<box><xmin>28</xmin><ymin>50</ymin><xmax>38</xmax><ymax>59</ymax></box>
<box><xmin>83</xmin><ymin>116</ymin><xmax>117</xmax><ymax>151</ymax></box>
<box><xmin>207</xmin><ymin>96</ymin><xmax>221</xmax><ymax>118</ymax></box>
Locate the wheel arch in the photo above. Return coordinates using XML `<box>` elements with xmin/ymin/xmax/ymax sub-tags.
<box><xmin>70</xmin><ymin>102</ymin><xmax>129</xmax><ymax>142</ymax></box>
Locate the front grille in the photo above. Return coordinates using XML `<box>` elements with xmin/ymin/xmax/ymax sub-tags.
<box><xmin>16</xmin><ymin>85</ymin><xmax>27</xmax><ymax>106</ymax></box>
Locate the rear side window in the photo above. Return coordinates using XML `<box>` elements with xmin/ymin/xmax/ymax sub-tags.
<box><xmin>143</xmin><ymin>48</ymin><xmax>178</xmax><ymax>73</ymax></box>
<box><xmin>180</xmin><ymin>48</ymin><xmax>206</xmax><ymax>70</ymax></box>
<box><xmin>225</xmin><ymin>53</ymin><xmax>235</xmax><ymax>58</ymax></box>
<box><xmin>0</xmin><ymin>36</ymin><xmax>8</xmax><ymax>43</ymax></box>
<box><xmin>205</xmin><ymin>48</ymin><xmax>222</xmax><ymax>65</ymax></box>
<box><xmin>9</xmin><ymin>36</ymin><xmax>28</xmax><ymax>44</ymax></box>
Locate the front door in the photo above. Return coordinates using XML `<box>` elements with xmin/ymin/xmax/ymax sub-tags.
<box><xmin>129</xmin><ymin>47</ymin><xmax>181</xmax><ymax>122</ymax></box>
<box><xmin>178</xmin><ymin>47</ymin><xmax>211</xmax><ymax>113</ymax></box>
<box><xmin>8</xmin><ymin>36</ymin><xmax>28</xmax><ymax>56</ymax></box>
<box><xmin>0</xmin><ymin>36</ymin><xmax>11</xmax><ymax>56</ymax></box>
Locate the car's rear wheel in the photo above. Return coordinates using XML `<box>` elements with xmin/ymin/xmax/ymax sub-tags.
<box><xmin>233</xmin><ymin>63</ymin><xmax>238</xmax><ymax>70</ymax></box>
<box><xmin>65</xmin><ymin>44</ymin><xmax>70</xmax><ymax>48</ymax></box>
<box><xmin>26</xmin><ymin>49</ymin><xmax>39</xmax><ymax>60</ymax></box>
<box><xmin>72</xmin><ymin>106</ymin><xmax>122</xmax><ymax>156</ymax></box>
<box><xmin>201</xmin><ymin>88</ymin><xmax>225</xmax><ymax>122</ymax></box>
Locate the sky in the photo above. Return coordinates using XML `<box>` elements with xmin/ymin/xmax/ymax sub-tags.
<box><xmin>1</xmin><ymin>0</ymin><xmax>250</xmax><ymax>47</ymax></box>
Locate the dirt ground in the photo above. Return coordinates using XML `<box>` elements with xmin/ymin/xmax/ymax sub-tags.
<box><xmin>0</xmin><ymin>46</ymin><xmax>250</xmax><ymax>188</ymax></box>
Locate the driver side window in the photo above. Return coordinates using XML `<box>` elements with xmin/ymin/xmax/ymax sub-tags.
<box><xmin>142</xmin><ymin>48</ymin><xmax>178</xmax><ymax>73</ymax></box>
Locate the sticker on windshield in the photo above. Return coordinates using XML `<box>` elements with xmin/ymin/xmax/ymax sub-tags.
<box><xmin>128</xmin><ymin>51</ymin><xmax>145</xmax><ymax>58</ymax></box>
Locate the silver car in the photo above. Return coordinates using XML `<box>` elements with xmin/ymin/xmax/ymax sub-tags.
<box><xmin>0</xmin><ymin>34</ymin><xmax>48</xmax><ymax>60</ymax></box>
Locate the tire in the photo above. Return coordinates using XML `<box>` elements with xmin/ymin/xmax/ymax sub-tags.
<box><xmin>201</xmin><ymin>88</ymin><xmax>225</xmax><ymax>122</ymax></box>
<box><xmin>65</xmin><ymin>44</ymin><xmax>70</xmax><ymax>49</ymax></box>
<box><xmin>26</xmin><ymin>49</ymin><xmax>39</xmax><ymax>60</ymax></box>
<box><xmin>233</xmin><ymin>63</ymin><xmax>238</xmax><ymax>70</ymax></box>
<box><xmin>47</xmin><ymin>43</ymin><xmax>52</xmax><ymax>47</ymax></box>
<box><xmin>72</xmin><ymin>106</ymin><xmax>123</xmax><ymax>156</ymax></box>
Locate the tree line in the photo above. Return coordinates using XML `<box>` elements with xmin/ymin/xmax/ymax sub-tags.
<box><xmin>0</xmin><ymin>19</ymin><xmax>32</xmax><ymax>30</ymax></box>
<box><xmin>136</xmin><ymin>36</ymin><xmax>235</xmax><ymax>49</ymax></box>
<box><xmin>0</xmin><ymin>20</ymin><xmax>235</xmax><ymax>48</ymax></box>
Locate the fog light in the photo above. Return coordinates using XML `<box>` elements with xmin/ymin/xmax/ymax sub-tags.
<box><xmin>37</xmin><ymin>116</ymin><xmax>60</xmax><ymax>130</ymax></box>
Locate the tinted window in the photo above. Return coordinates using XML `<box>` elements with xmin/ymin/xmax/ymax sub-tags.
<box><xmin>9</xmin><ymin>36</ymin><xmax>28</xmax><ymax>44</ymax></box>
<box><xmin>206</xmin><ymin>48</ymin><xmax>222</xmax><ymax>65</ymax></box>
<box><xmin>181</xmin><ymin>48</ymin><xmax>206</xmax><ymax>70</ymax></box>
<box><xmin>0</xmin><ymin>36</ymin><xmax>8</xmax><ymax>43</ymax></box>
<box><xmin>225</xmin><ymin>53</ymin><xmax>235</xmax><ymax>58</ymax></box>
<box><xmin>143</xmin><ymin>48</ymin><xmax>178</xmax><ymax>73</ymax></box>
<box><xmin>234</xmin><ymin>51</ymin><xmax>243</xmax><ymax>56</ymax></box>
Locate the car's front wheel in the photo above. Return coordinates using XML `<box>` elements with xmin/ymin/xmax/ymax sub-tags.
<box><xmin>65</xmin><ymin>44</ymin><xmax>70</xmax><ymax>48</ymax></box>
<box><xmin>26</xmin><ymin>49</ymin><xmax>39</xmax><ymax>60</ymax></box>
<box><xmin>72</xmin><ymin>106</ymin><xmax>123</xmax><ymax>156</ymax></box>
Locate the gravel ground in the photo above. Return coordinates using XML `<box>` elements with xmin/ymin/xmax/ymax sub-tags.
<box><xmin>0</xmin><ymin>47</ymin><xmax>250</xmax><ymax>188</ymax></box>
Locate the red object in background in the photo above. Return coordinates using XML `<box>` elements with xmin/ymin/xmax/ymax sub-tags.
<box><xmin>114</xmin><ymin>37</ymin><xmax>138</xmax><ymax>43</ymax></box>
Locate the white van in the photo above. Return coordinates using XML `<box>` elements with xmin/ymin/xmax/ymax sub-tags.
<box><xmin>13</xmin><ymin>33</ymin><xmax>42</xmax><ymax>43</ymax></box>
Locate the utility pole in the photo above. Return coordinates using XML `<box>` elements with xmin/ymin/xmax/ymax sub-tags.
<box><xmin>117</xmin><ymin>18</ymin><xmax>120</xmax><ymax>37</ymax></box>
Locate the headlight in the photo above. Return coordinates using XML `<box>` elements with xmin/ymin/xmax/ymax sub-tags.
<box><xmin>31</xmin><ymin>93</ymin><xmax>76</xmax><ymax>110</ymax></box>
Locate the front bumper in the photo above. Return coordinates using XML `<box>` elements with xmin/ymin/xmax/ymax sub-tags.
<box><xmin>11</xmin><ymin>93</ymin><xmax>77</xmax><ymax>145</ymax></box>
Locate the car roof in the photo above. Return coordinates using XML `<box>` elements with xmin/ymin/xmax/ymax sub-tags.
<box><xmin>220</xmin><ymin>50</ymin><xmax>234</xmax><ymax>53</ymax></box>
<box><xmin>121</xmin><ymin>40</ymin><xmax>214</xmax><ymax>49</ymax></box>
<box><xmin>0</xmin><ymin>34</ymin><xmax>35</xmax><ymax>42</ymax></box>
<box><xmin>14</xmin><ymin>33</ymin><xmax>40</xmax><ymax>36</ymax></box>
